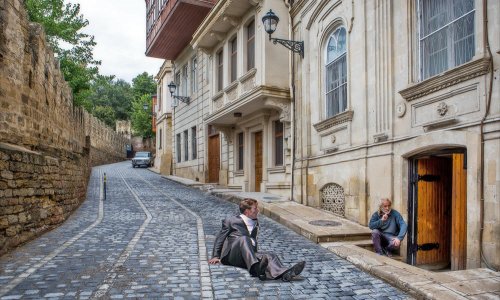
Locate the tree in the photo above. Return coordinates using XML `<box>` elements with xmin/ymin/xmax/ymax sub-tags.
<box><xmin>93</xmin><ymin>106</ymin><xmax>116</xmax><ymax>127</ymax></box>
<box><xmin>132</xmin><ymin>72</ymin><xmax>157</xmax><ymax>100</ymax></box>
<box><xmin>88</xmin><ymin>75</ymin><xmax>133</xmax><ymax>122</ymax></box>
<box><xmin>25</xmin><ymin>0</ymin><xmax>100</xmax><ymax>107</ymax></box>
<box><xmin>131</xmin><ymin>94</ymin><xmax>154</xmax><ymax>138</ymax></box>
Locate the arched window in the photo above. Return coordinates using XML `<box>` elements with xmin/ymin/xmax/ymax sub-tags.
<box><xmin>325</xmin><ymin>27</ymin><xmax>347</xmax><ymax>118</ymax></box>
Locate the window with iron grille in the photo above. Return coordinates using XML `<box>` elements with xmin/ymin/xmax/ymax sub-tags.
<box><xmin>238</xmin><ymin>132</ymin><xmax>244</xmax><ymax>170</ymax></box>
<box><xmin>176</xmin><ymin>133</ymin><xmax>181</xmax><ymax>162</ymax></box>
<box><xmin>217</xmin><ymin>50</ymin><xmax>223</xmax><ymax>91</ymax></box>
<box><xmin>321</xmin><ymin>183</ymin><xmax>345</xmax><ymax>217</ymax></box>
<box><xmin>325</xmin><ymin>27</ymin><xmax>347</xmax><ymax>118</ymax></box>
<box><xmin>191</xmin><ymin>126</ymin><xmax>197</xmax><ymax>160</ymax></box>
<box><xmin>418</xmin><ymin>0</ymin><xmax>475</xmax><ymax>80</ymax></box>
<box><xmin>184</xmin><ymin>130</ymin><xmax>189</xmax><ymax>161</ymax></box>
<box><xmin>247</xmin><ymin>20</ymin><xmax>255</xmax><ymax>70</ymax></box>
<box><xmin>274</xmin><ymin>121</ymin><xmax>284</xmax><ymax>166</ymax></box>
<box><xmin>230</xmin><ymin>37</ymin><xmax>238</xmax><ymax>82</ymax></box>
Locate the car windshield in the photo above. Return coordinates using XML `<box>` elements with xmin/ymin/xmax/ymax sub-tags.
<box><xmin>135</xmin><ymin>152</ymin><xmax>150</xmax><ymax>158</ymax></box>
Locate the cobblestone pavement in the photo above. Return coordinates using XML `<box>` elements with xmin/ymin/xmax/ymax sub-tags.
<box><xmin>0</xmin><ymin>162</ymin><xmax>409</xmax><ymax>299</ymax></box>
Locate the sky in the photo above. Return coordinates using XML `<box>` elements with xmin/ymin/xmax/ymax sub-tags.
<box><xmin>72</xmin><ymin>0</ymin><xmax>164</xmax><ymax>83</ymax></box>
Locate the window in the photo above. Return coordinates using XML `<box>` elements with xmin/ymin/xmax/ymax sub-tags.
<box><xmin>191</xmin><ymin>57</ymin><xmax>198</xmax><ymax>93</ymax></box>
<box><xmin>274</xmin><ymin>121</ymin><xmax>284</xmax><ymax>166</ymax></box>
<box><xmin>181</xmin><ymin>65</ymin><xmax>188</xmax><ymax>96</ymax></box>
<box><xmin>176</xmin><ymin>133</ymin><xmax>181</xmax><ymax>162</ymax></box>
<box><xmin>325</xmin><ymin>27</ymin><xmax>347</xmax><ymax>118</ymax></box>
<box><xmin>237</xmin><ymin>132</ymin><xmax>244</xmax><ymax>170</ymax></box>
<box><xmin>217</xmin><ymin>50</ymin><xmax>224</xmax><ymax>91</ymax></box>
<box><xmin>191</xmin><ymin>126</ymin><xmax>197</xmax><ymax>159</ymax></box>
<box><xmin>184</xmin><ymin>130</ymin><xmax>189</xmax><ymax>161</ymax></box>
<box><xmin>158</xmin><ymin>128</ymin><xmax>162</xmax><ymax>149</ymax></box>
<box><xmin>419</xmin><ymin>0</ymin><xmax>475</xmax><ymax>80</ymax></box>
<box><xmin>247</xmin><ymin>20</ymin><xmax>255</xmax><ymax>70</ymax></box>
<box><xmin>230</xmin><ymin>37</ymin><xmax>238</xmax><ymax>82</ymax></box>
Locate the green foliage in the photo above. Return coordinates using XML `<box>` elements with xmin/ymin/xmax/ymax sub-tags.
<box><xmin>25</xmin><ymin>0</ymin><xmax>100</xmax><ymax>107</ymax></box>
<box><xmin>132</xmin><ymin>72</ymin><xmax>157</xmax><ymax>100</ymax></box>
<box><xmin>131</xmin><ymin>94</ymin><xmax>154</xmax><ymax>138</ymax></box>
<box><xmin>88</xmin><ymin>75</ymin><xmax>133</xmax><ymax>123</ymax></box>
<box><xmin>93</xmin><ymin>106</ymin><xmax>116</xmax><ymax>127</ymax></box>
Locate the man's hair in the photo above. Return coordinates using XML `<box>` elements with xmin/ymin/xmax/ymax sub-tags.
<box><xmin>379</xmin><ymin>198</ymin><xmax>392</xmax><ymax>208</ymax></box>
<box><xmin>239</xmin><ymin>198</ymin><xmax>257</xmax><ymax>213</ymax></box>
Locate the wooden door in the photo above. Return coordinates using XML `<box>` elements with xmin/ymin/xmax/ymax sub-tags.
<box><xmin>254</xmin><ymin>131</ymin><xmax>262</xmax><ymax>192</ymax></box>
<box><xmin>416</xmin><ymin>157</ymin><xmax>451</xmax><ymax>266</ymax></box>
<box><xmin>451</xmin><ymin>153</ymin><xmax>467</xmax><ymax>270</ymax></box>
<box><xmin>208</xmin><ymin>134</ymin><xmax>220</xmax><ymax>183</ymax></box>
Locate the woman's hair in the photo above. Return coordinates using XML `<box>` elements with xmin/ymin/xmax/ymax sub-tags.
<box><xmin>240</xmin><ymin>198</ymin><xmax>258</xmax><ymax>213</ymax></box>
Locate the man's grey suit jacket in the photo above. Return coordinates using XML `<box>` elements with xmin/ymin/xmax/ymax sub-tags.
<box><xmin>212</xmin><ymin>215</ymin><xmax>259</xmax><ymax>269</ymax></box>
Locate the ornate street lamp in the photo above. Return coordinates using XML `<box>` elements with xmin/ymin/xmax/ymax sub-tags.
<box><xmin>262</xmin><ymin>9</ymin><xmax>304</xmax><ymax>58</ymax></box>
<box><xmin>168</xmin><ymin>81</ymin><xmax>190</xmax><ymax>107</ymax></box>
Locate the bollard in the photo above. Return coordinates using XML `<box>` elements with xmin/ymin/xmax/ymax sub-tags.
<box><xmin>103</xmin><ymin>172</ymin><xmax>107</xmax><ymax>201</ymax></box>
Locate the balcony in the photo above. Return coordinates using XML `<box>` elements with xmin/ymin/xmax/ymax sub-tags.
<box><xmin>145</xmin><ymin>0</ymin><xmax>216</xmax><ymax>59</ymax></box>
<box><xmin>206</xmin><ymin>69</ymin><xmax>291</xmax><ymax>125</ymax></box>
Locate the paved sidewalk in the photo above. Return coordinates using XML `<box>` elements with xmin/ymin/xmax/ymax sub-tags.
<box><xmin>163</xmin><ymin>174</ymin><xmax>500</xmax><ymax>300</ymax></box>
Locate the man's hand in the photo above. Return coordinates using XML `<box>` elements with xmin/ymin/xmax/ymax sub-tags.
<box><xmin>392</xmin><ymin>238</ymin><xmax>401</xmax><ymax>247</ymax></box>
<box><xmin>208</xmin><ymin>257</ymin><xmax>220</xmax><ymax>264</ymax></box>
<box><xmin>381</xmin><ymin>213</ymin><xmax>389</xmax><ymax>221</ymax></box>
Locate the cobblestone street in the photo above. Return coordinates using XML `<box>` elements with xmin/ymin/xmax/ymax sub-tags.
<box><xmin>0</xmin><ymin>162</ymin><xmax>408</xmax><ymax>299</ymax></box>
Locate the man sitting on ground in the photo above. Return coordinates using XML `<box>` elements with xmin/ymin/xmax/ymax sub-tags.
<box><xmin>368</xmin><ymin>198</ymin><xmax>407</xmax><ymax>256</ymax></box>
<box><xmin>208</xmin><ymin>198</ymin><xmax>305</xmax><ymax>281</ymax></box>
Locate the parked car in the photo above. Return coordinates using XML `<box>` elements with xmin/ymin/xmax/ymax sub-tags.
<box><xmin>132</xmin><ymin>151</ymin><xmax>153</xmax><ymax>168</ymax></box>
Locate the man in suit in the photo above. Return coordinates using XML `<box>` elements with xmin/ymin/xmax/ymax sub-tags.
<box><xmin>208</xmin><ymin>198</ymin><xmax>305</xmax><ymax>281</ymax></box>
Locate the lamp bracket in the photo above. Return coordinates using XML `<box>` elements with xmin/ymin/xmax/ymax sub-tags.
<box><xmin>271</xmin><ymin>37</ymin><xmax>304</xmax><ymax>58</ymax></box>
<box><xmin>173</xmin><ymin>95</ymin><xmax>190</xmax><ymax>104</ymax></box>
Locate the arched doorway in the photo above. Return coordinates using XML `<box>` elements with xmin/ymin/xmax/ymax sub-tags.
<box><xmin>408</xmin><ymin>148</ymin><xmax>467</xmax><ymax>271</ymax></box>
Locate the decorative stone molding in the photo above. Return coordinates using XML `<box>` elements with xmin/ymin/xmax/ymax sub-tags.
<box><xmin>239</xmin><ymin>69</ymin><xmax>256</xmax><ymax>94</ymax></box>
<box><xmin>224</xmin><ymin>81</ymin><xmax>239</xmax><ymax>103</ymax></box>
<box><xmin>223</xmin><ymin>15</ymin><xmax>241</xmax><ymax>27</ymax></box>
<box><xmin>313</xmin><ymin>110</ymin><xmax>354</xmax><ymax>133</ymax></box>
<box><xmin>436</xmin><ymin>102</ymin><xmax>448</xmax><ymax>116</ymax></box>
<box><xmin>212</xmin><ymin>91</ymin><xmax>224</xmax><ymax>112</ymax></box>
<box><xmin>399</xmin><ymin>57</ymin><xmax>491</xmax><ymax>101</ymax></box>
<box><xmin>210</xmin><ymin>30</ymin><xmax>225</xmax><ymax>42</ymax></box>
<box><xmin>373</xmin><ymin>133</ymin><xmax>388</xmax><ymax>143</ymax></box>
<box><xmin>422</xmin><ymin>116</ymin><xmax>457</xmax><ymax>132</ymax></box>
<box><xmin>214</xmin><ymin>125</ymin><xmax>233</xmax><ymax>144</ymax></box>
<box><xmin>396</xmin><ymin>102</ymin><xmax>406</xmax><ymax>118</ymax></box>
<box><xmin>264</xmin><ymin>98</ymin><xmax>291</xmax><ymax>122</ymax></box>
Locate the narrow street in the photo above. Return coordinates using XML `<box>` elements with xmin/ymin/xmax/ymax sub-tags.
<box><xmin>0</xmin><ymin>162</ymin><xmax>408</xmax><ymax>299</ymax></box>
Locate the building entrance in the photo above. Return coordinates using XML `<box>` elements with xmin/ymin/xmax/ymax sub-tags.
<box><xmin>408</xmin><ymin>150</ymin><xmax>467</xmax><ymax>270</ymax></box>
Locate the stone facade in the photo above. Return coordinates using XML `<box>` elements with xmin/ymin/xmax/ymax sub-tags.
<box><xmin>154</xmin><ymin>61</ymin><xmax>173</xmax><ymax>175</ymax></box>
<box><xmin>291</xmin><ymin>0</ymin><xmax>499</xmax><ymax>270</ymax></box>
<box><xmin>0</xmin><ymin>0</ymin><xmax>129</xmax><ymax>255</ymax></box>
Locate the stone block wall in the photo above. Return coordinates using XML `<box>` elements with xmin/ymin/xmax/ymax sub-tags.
<box><xmin>0</xmin><ymin>0</ymin><xmax>129</xmax><ymax>255</ymax></box>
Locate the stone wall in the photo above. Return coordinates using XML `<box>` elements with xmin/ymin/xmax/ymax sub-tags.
<box><xmin>0</xmin><ymin>0</ymin><xmax>129</xmax><ymax>255</ymax></box>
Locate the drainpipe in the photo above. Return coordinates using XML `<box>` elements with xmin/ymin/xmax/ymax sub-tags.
<box><xmin>284</xmin><ymin>0</ymin><xmax>296</xmax><ymax>202</ymax></box>
<box><xmin>479</xmin><ymin>0</ymin><xmax>496</xmax><ymax>271</ymax></box>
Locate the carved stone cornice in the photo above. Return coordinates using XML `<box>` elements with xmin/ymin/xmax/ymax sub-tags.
<box><xmin>313</xmin><ymin>110</ymin><xmax>353</xmax><ymax>132</ymax></box>
<box><xmin>399</xmin><ymin>57</ymin><xmax>491</xmax><ymax>101</ymax></box>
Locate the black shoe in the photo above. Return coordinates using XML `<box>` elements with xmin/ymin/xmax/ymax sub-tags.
<box><xmin>382</xmin><ymin>248</ymin><xmax>393</xmax><ymax>257</ymax></box>
<box><xmin>256</xmin><ymin>257</ymin><xmax>268</xmax><ymax>280</ymax></box>
<box><xmin>281</xmin><ymin>261</ymin><xmax>306</xmax><ymax>282</ymax></box>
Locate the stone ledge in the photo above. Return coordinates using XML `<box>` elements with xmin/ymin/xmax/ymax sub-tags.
<box><xmin>399</xmin><ymin>57</ymin><xmax>491</xmax><ymax>101</ymax></box>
